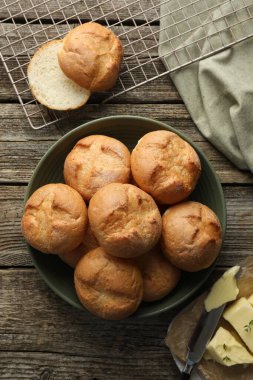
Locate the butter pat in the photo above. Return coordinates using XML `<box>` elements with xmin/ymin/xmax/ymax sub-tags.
<box><xmin>204</xmin><ymin>327</ymin><xmax>253</xmax><ymax>366</ymax></box>
<box><xmin>223</xmin><ymin>297</ymin><xmax>253</xmax><ymax>353</ymax></box>
<box><xmin>248</xmin><ymin>294</ymin><xmax>253</xmax><ymax>306</ymax></box>
<box><xmin>204</xmin><ymin>266</ymin><xmax>240</xmax><ymax>312</ymax></box>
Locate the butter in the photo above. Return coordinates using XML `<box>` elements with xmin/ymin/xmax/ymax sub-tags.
<box><xmin>223</xmin><ymin>297</ymin><xmax>253</xmax><ymax>353</ymax></box>
<box><xmin>204</xmin><ymin>266</ymin><xmax>240</xmax><ymax>312</ymax></box>
<box><xmin>204</xmin><ymin>326</ymin><xmax>253</xmax><ymax>366</ymax></box>
<box><xmin>248</xmin><ymin>294</ymin><xmax>253</xmax><ymax>306</ymax></box>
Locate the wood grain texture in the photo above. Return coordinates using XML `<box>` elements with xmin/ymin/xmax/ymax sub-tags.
<box><xmin>0</xmin><ymin>352</ymin><xmax>180</xmax><ymax>380</ymax></box>
<box><xmin>1</xmin><ymin>1</ymin><xmax>160</xmax><ymax>23</ymax></box>
<box><xmin>0</xmin><ymin>59</ymin><xmax>179</xmax><ymax>103</ymax></box>
<box><xmin>0</xmin><ymin>103</ymin><xmax>252</xmax><ymax>184</ymax></box>
<box><xmin>1</xmin><ymin>2</ymin><xmax>253</xmax><ymax>379</ymax></box>
<box><xmin>0</xmin><ymin>267</ymin><xmax>222</xmax><ymax>380</ymax></box>
<box><xmin>0</xmin><ymin>186</ymin><xmax>252</xmax><ymax>267</ymax></box>
<box><xmin>1</xmin><ymin>23</ymin><xmax>160</xmax><ymax>57</ymax></box>
<box><xmin>0</xmin><ymin>22</ymin><xmax>173</xmax><ymax>105</ymax></box>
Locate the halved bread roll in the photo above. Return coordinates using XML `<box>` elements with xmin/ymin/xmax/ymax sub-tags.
<box><xmin>27</xmin><ymin>40</ymin><xmax>90</xmax><ymax>110</ymax></box>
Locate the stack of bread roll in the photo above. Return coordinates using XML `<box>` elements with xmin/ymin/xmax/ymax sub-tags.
<box><xmin>27</xmin><ymin>22</ymin><xmax>123</xmax><ymax>110</ymax></box>
<box><xmin>21</xmin><ymin>130</ymin><xmax>222</xmax><ymax>320</ymax></box>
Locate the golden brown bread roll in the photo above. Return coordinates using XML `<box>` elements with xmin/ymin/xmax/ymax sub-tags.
<box><xmin>58</xmin><ymin>22</ymin><xmax>123</xmax><ymax>92</ymax></box>
<box><xmin>161</xmin><ymin>201</ymin><xmax>222</xmax><ymax>272</ymax></box>
<box><xmin>88</xmin><ymin>183</ymin><xmax>162</xmax><ymax>258</ymax></box>
<box><xmin>64</xmin><ymin>135</ymin><xmax>131</xmax><ymax>201</ymax></box>
<box><xmin>131</xmin><ymin>130</ymin><xmax>201</xmax><ymax>205</ymax></box>
<box><xmin>58</xmin><ymin>224</ymin><xmax>98</xmax><ymax>268</ymax></box>
<box><xmin>21</xmin><ymin>183</ymin><xmax>88</xmax><ymax>254</ymax></box>
<box><xmin>74</xmin><ymin>247</ymin><xmax>143</xmax><ymax>320</ymax></box>
<box><xmin>135</xmin><ymin>246</ymin><xmax>181</xmax><ymax>302</ymax></box>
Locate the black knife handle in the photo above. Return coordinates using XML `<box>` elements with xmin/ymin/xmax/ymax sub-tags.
<box><xmin>179</xmin><ymin>372</ymin><xmax>191</xmax><ymax>380</ymax></box>
<box><xmin>179</xmin><ymin>361</ymin><xmax>193</xmax><ymax>380</ymax></box>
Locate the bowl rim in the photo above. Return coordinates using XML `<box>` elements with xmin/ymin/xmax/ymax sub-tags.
<box><xmin>24</xmin><ymin>115</ymin><xmax>227</xmax><ymax>318</ymax></box>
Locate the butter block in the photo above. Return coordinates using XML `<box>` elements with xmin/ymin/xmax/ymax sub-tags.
<box><xmin>205</xmin><ymin>266</ymin><xmax>240</xmax><ymax>312</ymax></box>
<box><xmin>204</xmin><ymin>326</ymin><xmax>253</xmax><ymax>366</ymax></box>
<box><xmin>223</xmin><ymin>297</ymin><xmax>253</xmax><ymax>353</ymax></box>
<box><xmin>248</xmin><ymin>294</ymin><xmax>253</xmax><ymax>306</ymax></box>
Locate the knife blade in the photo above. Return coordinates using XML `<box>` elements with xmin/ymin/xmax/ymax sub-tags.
<box><xmin>179</xmin><ymin>267</ymin><xmax>241</xmax><ymax>379</ymax></box>
<box><xmin>179</xmin><ymin>304</ymin><xmax>226</xmax><ymax>379</ymax></box>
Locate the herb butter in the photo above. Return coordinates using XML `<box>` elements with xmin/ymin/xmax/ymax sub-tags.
<box><xmin>204</xmin><ymin>326</ymin><xmax>253</xmax><ymax>366</ymax></box>
<box><xmin>204</xmin><ymin>266</ymin><xmax>240</xmax><ymax>312</ymax></box>
<box><xmin>248</xmin><ymin>294</ymin><xmax>253</xmax><ymax>306</ymax></box>
<box><xmin>223</xmin><ymin>297</ymin><xmax>253</xmax><ymax>353</ymax></box>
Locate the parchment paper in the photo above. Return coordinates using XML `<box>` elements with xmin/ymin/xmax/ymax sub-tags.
<box><xmin>165</xmin><ymin>257</ymin><xmax>253</xmax><ymax>379</ymax></box>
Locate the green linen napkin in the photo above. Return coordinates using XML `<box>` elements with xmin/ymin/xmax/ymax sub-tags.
<box><xmin>159</xmin><ymin>0</ymin><xmax>253</xmax><ymax>172</ymax></box>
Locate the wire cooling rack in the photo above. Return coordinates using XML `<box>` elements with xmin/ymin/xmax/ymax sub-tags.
<box><xmin>1</xmin><ymin>0</ymin><xmax>253</xmax><ymax>129</ymax></box>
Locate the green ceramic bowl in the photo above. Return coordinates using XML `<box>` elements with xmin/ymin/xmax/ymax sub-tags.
<box><xmin>24</xmin><ymin>115</ymin><xmax>226</xmax><ymax>318</ymax></box>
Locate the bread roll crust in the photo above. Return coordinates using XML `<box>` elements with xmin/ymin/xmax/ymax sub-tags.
<box><xmin>21</xmin><ymin>183</ymin><xmax>88</xmax><ymax>254</ymax></box>
<box><xmin>64</xmin><ymin>135</ymin><xmax>131</xmax><ymax>201</ymax></box>
<box><xmin>58</xmin><ymin>22</ymin><xmax>123</xmax><ymax>91</ymax></box>
<box><xmin>88</xmin><ymin>183</ymin><xmax>162</xmax><ymax>258</ymax></box>
<box><xmin>74</xmin><ymin>247</ymin><xmax>143</xmax><ymax>320</ymax></box>
<box><xmin>161</xmin><ymin>201</ymin><xmax>222</xmax><ymax>272</ymax></box>
<box><xmin>131</xmin><ymin>130</ymin><xmax>201</xmax><ymax>205</ymax></box>
<box><xmin>58</xmin><ymin>224</ymin><xmax>98</xmax><ymax>268</ymax></box>
<box><xmin>135</xmin><ymin>246</ymin><xmax>181</xmax><ymax>302</ymax></box>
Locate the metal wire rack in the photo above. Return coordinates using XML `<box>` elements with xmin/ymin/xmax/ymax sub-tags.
<box><xmin>1</xmin><ymin>0</ymin><xmax>253</xmax><ymax>129</ymax></box>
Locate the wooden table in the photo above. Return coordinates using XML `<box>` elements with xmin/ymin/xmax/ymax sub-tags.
<box><xmin>1</xmin><ymin>2</ymin><xmax>253</xmax><ymax>379</ymax></box>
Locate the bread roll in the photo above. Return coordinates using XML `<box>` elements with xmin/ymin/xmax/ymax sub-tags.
<box><xmin>131</xmin><ymin>130</ymin><xmax>201</xmax><ymax>204</ymax></box>
<box><xmin>58</xmin><ymin>225</ymin><xmax>98</xmax><ymax>268</ymax></box>
<box><xmin>27</xmin><ymin>40</ymin><xmax>90</xmax><ymax>110</ymax></box>
<box><xmin>21</xmin><ymin>184</ymin><xmax>88</xmax><ymax>254</ymax></box>
<box><xmin>161</xmin><ymin>201</ymin><xmax>222</xmax><ymax>272</ymax></box>
<box><xmin>58</xmin><ymin>22</ymin><xmax>123</xmax><ymax>91</ymax></box>
<box><xmin>64</xmin><ymin>135</ymin><xmax>131</xmax><ymax>201</ymax></box>
<box><xmin>74</xmin><ymin>247</ymin><xmax>143</xmax><ymax>320</ymax></box>
<box><xmin>135</xmin><ymin>246</ymin><xmax>181</xmax><ymax>302</ymax></box>
<box><xmin>88</xmin><ymin>183</ymin><xmax>162</xmax><ymax>258</ymax></box>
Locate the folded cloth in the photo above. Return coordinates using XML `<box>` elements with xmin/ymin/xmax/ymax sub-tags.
<box><xmin>159</xmin><ymin>0</ymin><xmax>253</xmax><ymax>172</ymax></box>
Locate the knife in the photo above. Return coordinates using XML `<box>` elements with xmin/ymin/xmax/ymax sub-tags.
<box><xmin>179</xmin><ymin>267</ymin><xmax>241</xmax><ymax>379</ymax></box>
<box><xmin>179</xmin><ymin>304</ymin><xmax>226</xmax><ymax>380</ymax></box>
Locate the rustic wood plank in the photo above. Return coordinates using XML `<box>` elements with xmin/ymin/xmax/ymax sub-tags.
<box><xmin>0</xmin><ymin>185</ymin><xmax>252</xmax><ymax>267</ymax></box>
<box><xmin>0</xmin><ymin>23</ymin><xmax>161</xmax><ymax>58</ymax></box>
<box><xmin>0</xmin><ymin>103</ymin><xmax>252</xmax><ymax>184</ymax></box>
<box><xmin>0</xmin><ymin>186</ymin><xmax>30</xmax><ymax>266</ymax></box>
<box><xmin>0</xmin><ymin>102</ymin><xmax>191</xmax><ymax>141</ymax></box>
<box><xmin>0</xmin><ymin>267</ymin><xmax>182</xmax><ymax>380</ymax></box>
<box><xmin>0</xmin><ymin>23</ymin><xmax>173</xmax><ymax>104</ymax></box>
<box><xmin>1</xmin><ymin>0</ymin><xmax>160</xmax><ymax>23</ymax></box>
<box><xmin>0</xmin><ymin>102</ymin><xmax>193</xmax><ymax>143</ymax></box>
<box><xmin>0</xmin><ymin>351</ymin><xmax>180</xmax><ymax>380</ymax></box>
<box><xmin>0</xmin><ymin>267</ymin><xmax>225</xmax><ymax>380</ymax></box>
<box><xmin>2</xmin><ymin>139</ymin><xmax>251</xmax><ymax>185</ymax></box>
<box><xmin>0</xmin><ymin>58</ymin><xmax>180</xmax><ymax>104</ymax></box>
<box><xmin>0</xmin><ymin>2</ymin><xmax>252</xmax><ymax>378</ymax></box>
